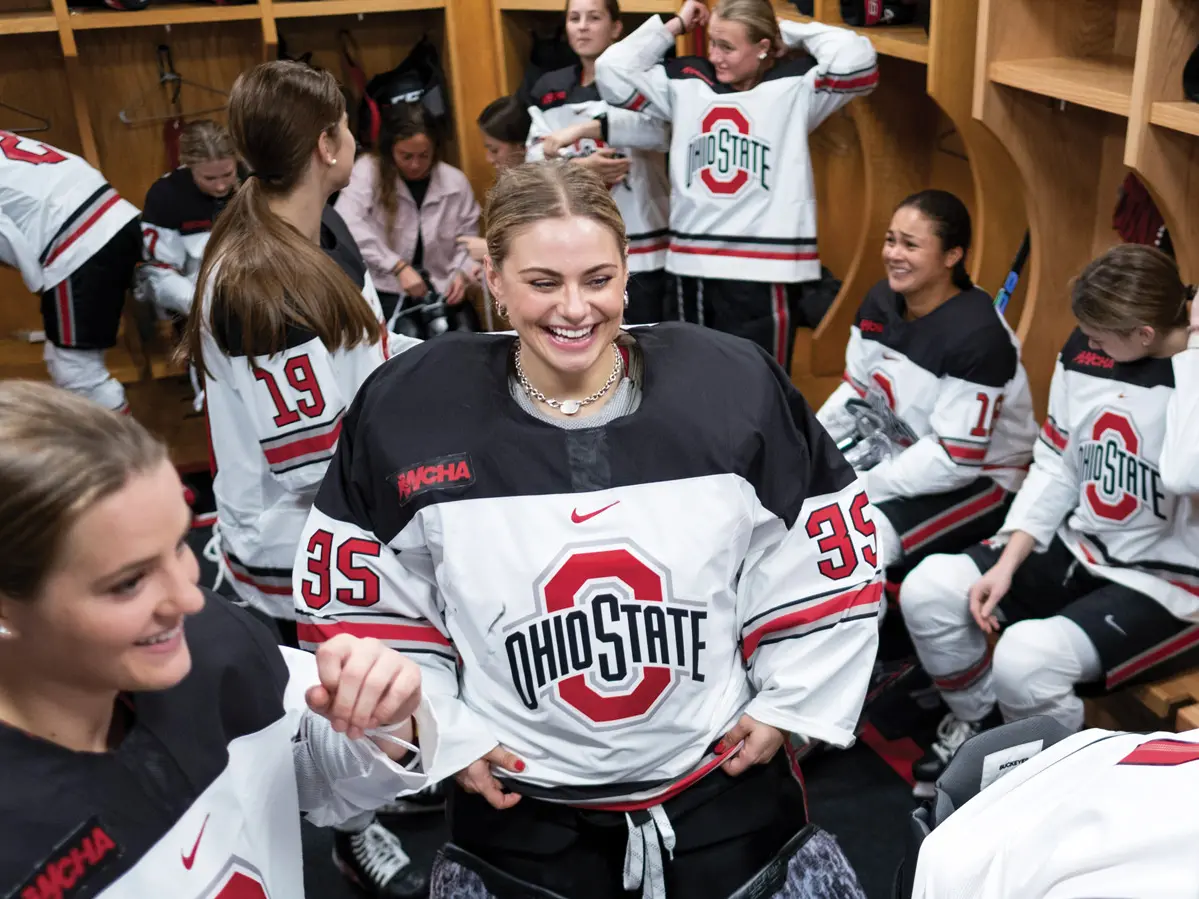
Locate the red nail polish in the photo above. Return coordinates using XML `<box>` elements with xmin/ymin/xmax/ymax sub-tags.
<box><xmin>514</xmin><ymin>760</ymin><xmax>526</xmax><ymax>772</ymax></box>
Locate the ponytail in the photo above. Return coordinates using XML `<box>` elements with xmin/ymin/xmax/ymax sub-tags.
<box><xmin>183</xmin><ymin>60</ymin><xmax>379</xmax><ymax>377</ymax></box>
<box><xmin>951</xmin><ymin>260</ymin><xmax>973</xmax><ymax>292</ymax></box>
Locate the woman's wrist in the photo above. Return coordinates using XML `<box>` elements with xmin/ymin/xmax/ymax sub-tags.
<box><xmin>394</xmin><ymin>260</ymin><xmax>410</xmax><ymax>275</ymax></box>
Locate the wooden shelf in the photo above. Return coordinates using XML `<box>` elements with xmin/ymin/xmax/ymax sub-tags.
<box><xmin>988</xmin><ymin>55</ymin><xmax>1135</xmax><ymax>117</ymax></box>
<box><xmin>68</xmin><ymin>1</ymin><xmax>262</xmax><ymax>29</ymax></box>
<box><xmin>1149</xmin><ymin>100</ymin><xmax>1199</xmax><ymax>138</ymax></box>
<box><xmin>272</xmin><ymin>0</ymin><xmax>443</xmax><ymax>17</ymax></box>
<box><xmin>0</xmin><ymin>9</ymin><xmax>58</xmax><ymax>33</ymax></box>
<box><xmin>494</xmin><ymin>0</ymin><xmax>671</xmax><ymax>9</ymax></box>
<box><xmin>775</xmin><ymin>4</ymin><xmax>928</xmax><ymax>65</ymax></box>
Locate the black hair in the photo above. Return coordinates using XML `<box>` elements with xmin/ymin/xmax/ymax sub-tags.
<box><xmin>896</xmin><ymin>189</ymin><xmax>973</xmax><ymax>292</ymax></box>
<box><xmin>477</xmin><ymin>96</ymin><xmax>532</xmax><ymax>145</ymax></box>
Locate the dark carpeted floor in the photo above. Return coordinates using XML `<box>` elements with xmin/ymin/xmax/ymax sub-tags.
<box><xmin>185</xmin><ymin>481</ymin><xmax>927</xmax><ymax>899</ymax></box>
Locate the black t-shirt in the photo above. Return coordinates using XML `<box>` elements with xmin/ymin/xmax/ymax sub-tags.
<box><xmin>406</xmin><ymin>176</ymin><xmax>431</xmax><ymax>271</ymax></box>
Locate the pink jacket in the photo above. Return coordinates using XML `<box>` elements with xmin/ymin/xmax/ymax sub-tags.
<box><xmin>334</xmin><ymin>156</ymin><xmax>480</xmax><ymax>295</ymax></box>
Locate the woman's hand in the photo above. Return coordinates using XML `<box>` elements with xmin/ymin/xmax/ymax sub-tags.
<box><xmin>669</xmin><ymin>0</ymin><xmax>709</xmax><ymax>35</ymax></box>
<box><xmin>455</xmin><ymin>745</ymin><xmax>526</xmax><ymax>810</ymax></box>
<box><xmin>968</xmin><ymin>565</ymin><xmax>1013</xmax><ymax>635</ymax></box>
<box><xmin>540</xmin><ymin>122</ymin><xmax>590</xmax><ymax>158</ymax></box>
<box><xmin>306</xmin><ymin>634</ymin><xmax>422</xmax><ymax>741</ymax></box>
<box><xmin>444</xmin><ymin>271</ymin><xmax>468</xmax><ymax>305</ymax></box>
<box><xmin>457</xmin><ymin>235</ymin><xmax>487</xmax><ymax>263</ymax></box>
<box><xmin>396</xmin><ymin>263</ymin><xmax>428</xmax><ymax>299</ymax></box>
<box><xmin>574</xmin><ymin>149</ymin><xmax>631</xmax><ymax>187</ymax></box>
<box><xmin>716</xmin><ymin>714</ymin><xmax>785</xmax><ymax>777</ymax></box>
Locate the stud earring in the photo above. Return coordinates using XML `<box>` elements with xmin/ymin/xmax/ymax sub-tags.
<box><xmin>0</xmin><ymin>625</ymin><xmax>11</xmax><ymax>638</ymax></box>
<box><xmin>758</xmin><ymin>52</ymin><xmax>767</xmax><ymax>60</ymax></box>
<box><xmin>624</xmin><ymin>289</ymin><xmax>630</xmax><ymax>308</ymax></box>
<box><xmin>495</xmin><ymin>301</ymin><xmax>508</xmax><ymax>319</ymax></box>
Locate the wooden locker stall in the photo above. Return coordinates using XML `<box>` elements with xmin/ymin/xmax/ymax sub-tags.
<box><xmin>777</xmin><ymin>0</ymin><xmax>1029</xmax><ymax>409</ymax></box>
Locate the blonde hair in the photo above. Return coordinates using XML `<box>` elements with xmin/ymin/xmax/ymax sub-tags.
<box><xmin>1071</xmin><ymin>244</ymin><xmax>1191</xmax><ymax>334</ymax></box>
<box><xmin>0</xmin><ymin>381</ymin><xmax>168</xmax><ymax>601</ymax></box>
<box><xmin>484</xmin><ymin>160</ymin><xmax>627</xmax><ymax>269</ymax></box>
<box><xmin>712</xmin><ymin>0</ymin><xmax>781</xmax><ymax>47</ymax></box>
<box><xmin>178</xmin><ymin>119</ymin><xmax>238</xmax><ymax>168</ymax></box>
<box><xmin>187</xmin><ymin>61</ymin><xmax>379</xmax><ymax>376</ymax></box>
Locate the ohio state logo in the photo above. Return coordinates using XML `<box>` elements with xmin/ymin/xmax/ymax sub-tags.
<box><xmin>1078</xmin><ymin>410</ymin><xmax>1166</xmax><ymax>522</ymax></box>
<box><xmin>685</xmin><ymin>105</ymin><xmax>771</xmax><ymax>196</ymax></box>
<box><xmin>504</xmin><ymin>544</ymin><xmax>707</xmax><ymax>728</ymax></box>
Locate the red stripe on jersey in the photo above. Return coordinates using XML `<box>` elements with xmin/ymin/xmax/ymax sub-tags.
<box><xmin>1119</xmin><ymin>739</ymin><xmax>1199</xmax><ymax>767</ymax></box>
<box><xmin>669</xmin><ymin>244</ymin><xmax>819</xmax><ymax>262</ymax></box>
<box><xmin>1042</xmin><ymin>418</ymin><xmax>1068</xmax><ymax>451</ymax></box>
<box><xmin>843</xmin><ymin>371</ymin><xmax>866</xmax><ymax>397</ymax></box>
<box><xmin>931</xmin><ymin>650</ymin><xmax>992</xmax><ymax>692</ymax></box>
<box><xmin>224</xmin><ymin>558</ymin><xmax>293</xmax><ymax>596</ymax></box>
<box><xmin>628</xmin><ymin>93</ymin><xmax>647</xmax><ymax>112</ymax></box>
<box><xmin>44</xmin><ymin>193</ymin><xmax>122</xmax><ymax>267</ymax></box>
<box><xmin>297</xmin><ymin>619</ymin><xmax>453</xmax><ymax>647</ymax></box>
<box><xmin>741</xmin><ymin>581</ymin><xmax>882</xmax><ymax>661</ymax></box>
<box><xmin>1169</xmin><ymin>579</ymin><xmax>1199</xmax><ymax>597</ymax></box>
<box><xmin>628</xmin><ymin>242</ymin><xmax>669</xmax><ymax>255</ymax></box>
<box><xmin>940</xmin><ymin>440</ymin><xmax>989</xmax><ymax>463</ymax></box>
<box><xmin>813</xmin><ymin>69</ymin><xmax>879</xmax><ymax>91</ymax></box>
<box><xmin>583</xmin><ymin>743</ymin><xmax>738</xmax><ymax>812</ymax></box>
<box><xmin>901</xmin><ymin>484</ymin><xmax>1008</xmax><ymax>553</ymax></box>
<box><xmin>262</xmin><ymin>419</ymin><xmax>342</xmax><ymax>465</ymax></box>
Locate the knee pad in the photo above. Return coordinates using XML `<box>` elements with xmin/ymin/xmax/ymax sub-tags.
<box><xmin>992</xmin><ymin>618</ymin><xmax>1098</xmax><ymax>709</ymax></box>
<box><xmin>429</xmin><ymin>844</ymin><xmax>569</xmax><ymax>899</ymax></box>
<box><xmin>730</xmin><ymin>825</ymin><xmax>867</xmax><ymax>899</ymax></box>
<box><xmin>899</xmin><ymin>554</ymin><xmax>979</xmax><ymax>632</ymax></box>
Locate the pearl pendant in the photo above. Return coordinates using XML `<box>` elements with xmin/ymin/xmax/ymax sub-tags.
<box><xmin>560</xmin><ymin>400</ymin><xmax>581</xmax><ymax>415</ymax></box>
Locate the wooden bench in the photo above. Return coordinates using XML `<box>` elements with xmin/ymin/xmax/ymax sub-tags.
<box><xmin>1087</xmin><ymin>669</ymin><xmax>1199</xmax><ymax>734</ymax></box>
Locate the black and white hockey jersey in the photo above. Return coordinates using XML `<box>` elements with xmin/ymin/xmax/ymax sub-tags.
<box><xmin>998</xmin><ymin>329</ymin><xmax>1199</xmax><ymax>624</ymax></box>
<box><xmin>527</xmin><ymin>66</ymin><xmax>670</xmax><ymax>272</ymax></box>
<box><xmin>294</xmin><ymin>323</ymin><xmax>883</xmax><ymax>803</ymax></box>
<box><xmin>0</xmin><ymin>593</ymin><xmax>436</xmax><ymax>899</ymax></box>
<box><xmin>816</xmin><ymin>282</ymin><xmax>1037</xmax><ymax>503</ymax></box>
<box><xmin>912</xmin><ymin>728</ymin><xmax>1199</xmax><ymax>899</ymax></box>
<box><xmin>0</xmin><ymin>132</ymin><xmax>139</xmax><ymax>293</ymax></box>
<box><xmin>138</xmin><ymin>167</ymin><xmax>234</xmax><ymax>315</ymax></box>
<box><xmin>204</xmin><ymin>207</ymin><xmax>420</xmax><ymax>620</ymax></box>
<box><xmin>595</xmin><ymin>17</ymin><xmax>877</xmax><ymax>284</ymax></box>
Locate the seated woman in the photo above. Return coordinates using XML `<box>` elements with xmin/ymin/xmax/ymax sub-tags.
<box><xmin>138</xmin><ymin>119</ymin><xmax>240</xmax><ymax>318</ymax></box>
<box><xmin>459</xmin><ymin>96</ymin><xmax>533</xmax><ymax>268</ymax></box>
<box><xmin>335</xmin><ymin>102</ymin><xmax>480</xmax><ymax>320</ymax></box>
<box><xmin>0</xmin><ymin>381</ymin><xmax>436</xmax><ymax>897</ymax></box>
<box><xmin>900</xmin><ymin>244</ymin><xmax>1199</xmax><ymax>793</ymax></box>
<box><xmin>526</xmin><ymin>0</ymin><xmax>673</xmax><ymax>325</ymax></box>
<box><xmin>816</xmin><ymin>190</ymin><xmax>1037</xmax><ymax>599</ymax></box>
<box><xmin>294</xmin><ymin>159</ymin><xmax>882</xmax><ymax>899</ymax></box>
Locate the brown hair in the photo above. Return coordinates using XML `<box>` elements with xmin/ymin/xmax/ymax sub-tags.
<box><xmin>186</xmin><ymin>61</ymin><xmax>378</xmax><ymax>374</ymax></box>
<box><xmin>1071</xmin><ymin>244</ymin><xmax>1190</xmax><ymax>334</ymax></box>
<box><xmin>484</xmin><ymin>159</ymin><xmax>627</xmax><ymax>269</ymax></box>
<box><xmin>477</xmin><ymin>96</ymin><xmax>532</xmax><ymax>145</ymax></box>
<box><xmin>0</xmin><ymin>381</ymin><xmax>168</xmax><ymax>601</ymax></box>
<box><xmin>374</xmin><ymin>102</ymin><xmax>441</xmax><ymax>233</ymax></box>
<box><xmin>178</xmin><ymin>119</ymin><xmax>238</xmax><ymax>168</ymax></box>
<box><xmin>711</xmin><ymin>0</ymin><xmax>782</xmax><ymax>48</ymax></box>
<box><xmin>564</xmin><ymin>0</ymin><xmax>620</xmax><ymax>20</ymax></box>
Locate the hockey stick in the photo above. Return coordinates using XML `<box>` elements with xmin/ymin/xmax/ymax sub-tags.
<box><xmin>993</xmin><ymin>230</ymin><xmax>1030</xmax><ymax>315</ymax></box>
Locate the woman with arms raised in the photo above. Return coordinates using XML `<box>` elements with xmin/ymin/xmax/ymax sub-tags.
<box><xmin>594</xmin><ymin>0</ymin><xmax>877</xmax><ymax>365</ymax></box>
<box><xmin>0</xmin><ymin>382</ymin><xmax>435</xmax><ymax>898</ymax></box>
<box><xmin>295</xmin><ymin>160</ymin><xmax>882</xmax><ymax>899</ymax></box>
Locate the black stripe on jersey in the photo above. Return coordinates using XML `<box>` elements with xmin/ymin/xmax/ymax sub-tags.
<box><xmin>854</xmin><ymin>280</ymin><xmax>1017</xmax><ymax>388</ymax></box>
<box><xmin>318</xmin><ymin>323</ymin><xmax>857</xmax><ymax>542</ymax></box>
<box><xmin>665</xmin><ymin>54</ymin><xmax>814</xmax><ymax>88</ymax></box>
<box><xmin>38</xmin><ymin>183</ymin><xmax>111</xmax><ymax>264</ymax></box>
<box><xmin>1059</xmin><ymin>328</ymin><xmax>1175</xmax><ymax>389</ymax></box>
<box><xmin>0</xmin><ymin>593</ymin><xmax>287</xmax><ymax>893</ymax></box>
<box><xmin>629</xmin><ymin>227</ymin><xmax>670</xmax><ymax>241</ymax></box>
<box><xmin>1082</xmin><ymin>533</ymin><xmax>1199</xmax><ymax>580</ymax></box>
<box><xmin>670</xmin><ymin>230</ymin><xmax>817</xmax><ymax>247</ymax></box>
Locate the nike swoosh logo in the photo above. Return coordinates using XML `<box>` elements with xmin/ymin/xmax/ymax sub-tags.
<box><xmin>182</xmin><ymin>814</ymin><xmax>210</xmax><ymax>870</ymax></box>
<box><xmin>571</xmin><ymin>501</ymin><xmax>619</xmax><ymax>524</ymax></box>
<box><xmin>1105</xmin><ymin>614</ymin><xmax>1127</xmax><ymax>637</ymax></box>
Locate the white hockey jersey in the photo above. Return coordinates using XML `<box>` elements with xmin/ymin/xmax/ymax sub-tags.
<box><xmin>204</xmin><ymin>207</ymin><xmax>420</xmax><ymax>620</ymax></box>
<box><xmin>0</xmin><ymin>593</ymin><xmax>438</xmax><ymax>899</ymax></box>
<box><xmin>1161</xmin><ymin>331</ymin><xmax>1199</xmax><ymax>495</ymax></box>
<box><xmin>138</xmin><ymin>167</ymin><xmax>233</xmax><ymax>316</ymax></box>
<box><xmin>912</xmin><ymin>727</ymin><xmax>1199</xmax><ymax>899</ymax></box>
<box><xmin>527</xmin><ymin>66</ymin><xmax>670</xmax><ymax>272</ymax></box>
<box><xmin>816</xmin><ymin>282</ymin><xmax>1037</xmax><ymax>502</ymax></box>
<box><xmin>595</xmin><ymin>17</ymin><xmax>877</xmax><ymax>283</ymax></box>
<box><xmin>0</xmin><ymin>132</ymin><xmax>139</xmax><ymax>293</ymax></box>
<box><xmin>997</xmin><ymin>328</ymin><xmax>1199</xmax><ymax>624</ymax></box>
<box><xmin>294</xmin><ymin>323</ymin><xmax>883</xmax><ymax>805</ymax></box>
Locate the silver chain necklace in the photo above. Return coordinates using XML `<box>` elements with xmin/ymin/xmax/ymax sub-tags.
<box><xmin>514</xmin><ymin>342</ymin><xmax>623</xmax><ymax>415</ymax></box>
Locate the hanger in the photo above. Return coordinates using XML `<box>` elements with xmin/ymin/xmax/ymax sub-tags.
<box><xmin>0</xmin><ymin>101</ymin><xmax>50</xmax><ymax>134</ymax></box>
<box><xmin>118</xmin><ymin>45</ymin><xmax>228</xmax><ymax>126</ymax></box>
